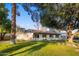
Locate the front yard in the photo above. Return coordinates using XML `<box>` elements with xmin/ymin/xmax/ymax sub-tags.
<box><xmin>0</xmin><ymin>40</ymin><xmax>79</xmax><ymax>56</ymax></box>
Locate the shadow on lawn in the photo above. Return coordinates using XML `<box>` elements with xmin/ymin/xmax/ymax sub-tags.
<box><xmin>1</xmin><ymin>40</ymin><xmax>64</xmax><ymax>56</ymax></box>
<box><xmin>10</xmin><ymin>42</ymin><xmax>48</xmax><ymax>56</ymax></box>
<box><xmin>0</xmin><ymin>52</ymin><xmax>7</xmax><ymax>56</ymax></box>
<box><xmin>0</xmin><ymin>41</ymin><xmax>38</xmax><ymax>56</ymax></box>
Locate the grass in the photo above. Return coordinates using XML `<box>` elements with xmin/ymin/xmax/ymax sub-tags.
<box><xmin>0</xmin><ymin>40</ymin><xmax>79</xmax><ymax>56</ymax></box>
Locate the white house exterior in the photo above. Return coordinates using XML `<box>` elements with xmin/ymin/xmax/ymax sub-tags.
<box><xmin>60</xmin><ymin>30</ymin><xmax>67</xmax><ymax>40</ymax></box>
<box><xmin>16</xmin><ymin>28</ymin><xmax>64</xmax><ymax>41</ymax></box>
<box><xmin>16</xmin><ymin>27</ymin><xmax>33</xmax><ymax>40</ymax></box>
<box><xmin>16</xmin><ymin>33</ymin><xmax>33</xmax><ymax>40</ymax></box>
<box><xmin>16</xmin><ymin>27</ymin><xmax>79</xmax><ymax>41</ymax></box>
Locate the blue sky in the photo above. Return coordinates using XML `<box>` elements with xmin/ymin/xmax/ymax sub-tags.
<box><xmin>5</xmin><ymin>3</ymin><xmax>37</xmax><ymax>30</ymax></box>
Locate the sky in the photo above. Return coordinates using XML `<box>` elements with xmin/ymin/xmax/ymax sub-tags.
<box><xmin>5</xmin><ymin>3</ymin><xmax>37</xmax><ymax>30</ymax></box>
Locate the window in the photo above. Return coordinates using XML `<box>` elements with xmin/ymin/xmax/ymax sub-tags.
<box><xmin>42</xmin><ymin>34</ymin><xmax>46</xmax><ymax>38</ymax></box>
<box><xmin>33</xmin><ymin>34</ymin><xmax>39</xmax><ymax>38</ymax></box>
<box><xmin>56</xmin><ymin>35</ymin><xmax>59</xmax><ymax>38</ymax></box>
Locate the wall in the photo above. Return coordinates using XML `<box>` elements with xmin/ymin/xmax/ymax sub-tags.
<box><xmin>16</xmin><ymin>32</ymin><xmax>33</xmax><ymax>40</ymax></box>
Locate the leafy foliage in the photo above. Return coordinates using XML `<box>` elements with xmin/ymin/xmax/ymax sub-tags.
<box><xmin>59</xmin><ymin>4</ymin><xmax>79</xmax><ymax>30</ymax></box>
<box><xmin>22</xmin><ymin>3</ymin><xmax>40</xmax><ymax>22</ymax></box>
<box><xmin>0</xmin><ymin>3</ymin><xmax>11</xmax><ymax>33</ymax></box>
<box><xmin>33</xmin><ymin>3</ymin><xmax>79</xmax><ymax>30</ymax></box>
<box><xmin>39</xmin><ymin>4</ymin><xmax>63</xmax><ymax>29</ymax></box>
<box><xmin>2</xmin><ymin>19</ymin><xmax>11</xmax><ymax>33</ymax></box>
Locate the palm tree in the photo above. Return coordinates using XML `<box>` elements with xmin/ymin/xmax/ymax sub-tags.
<box><xmin>11</xmin><ymin>3</ymin><xmax>32</xmax><ymax>44</ymax></box>
<box><xmin>11</xmin><ymin>3</ymin><xmax>16</xmax><ymax>44</ymax></box>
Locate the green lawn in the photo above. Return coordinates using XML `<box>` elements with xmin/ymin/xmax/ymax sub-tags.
<box><xmin>0</xmin><ymin>40</ymin><xmax>79</xmax><ymax>56</ymax></box>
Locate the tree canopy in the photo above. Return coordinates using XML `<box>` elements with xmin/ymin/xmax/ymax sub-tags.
<box><xmin>33</xmin><ymin>3</ymin><xmax>79</xmax><ymax>30</ymax></box>
<box><xmin>0</xmin><ymin>3</ymin><xmax>11</xmax><ymax>33</ymax></box>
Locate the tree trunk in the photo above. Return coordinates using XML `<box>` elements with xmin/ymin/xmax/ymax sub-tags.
<box><xmin>1</xmin><ymin>33</ymin><xmax>3</xmax><ymax>40</ymax></box>
<box><xmin>11</xmin><ymin>3</ymin><xmax>16</xmax><ymax>44</ymax></box>
<box><xmin>67</xmin><ymin>23</ymin><xmax>74</xmax><ymax>44</ymax></box>
<box><xmin>0</xmin><ymin>33</ymin><xmax>6</xmax><ymax>40</ymax></box>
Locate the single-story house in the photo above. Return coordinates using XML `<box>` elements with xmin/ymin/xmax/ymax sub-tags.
<box><xmin>16</xmin><ymin>29</ymin><xmax>66</xmax><ymax>41</ymax></box>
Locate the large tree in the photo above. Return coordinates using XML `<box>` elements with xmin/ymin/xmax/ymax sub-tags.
<box><xmin>59</xmin><ymin>4</ymin><xmax>79</xmax><ymax>43</ymax></box>
<box><xmin>0</xmin><ymin>3</ymin><xmax>10</xmax><ymax>40</ymax></box>
<box><xmin>0</xmin><ymin>18</ymin><xmax>11</xmax><ymax>40</ymax></box>
<box><xmin>34</xmin><ymin>3</ymin><xmax>79</xmax><ymax>44</ymax></box>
